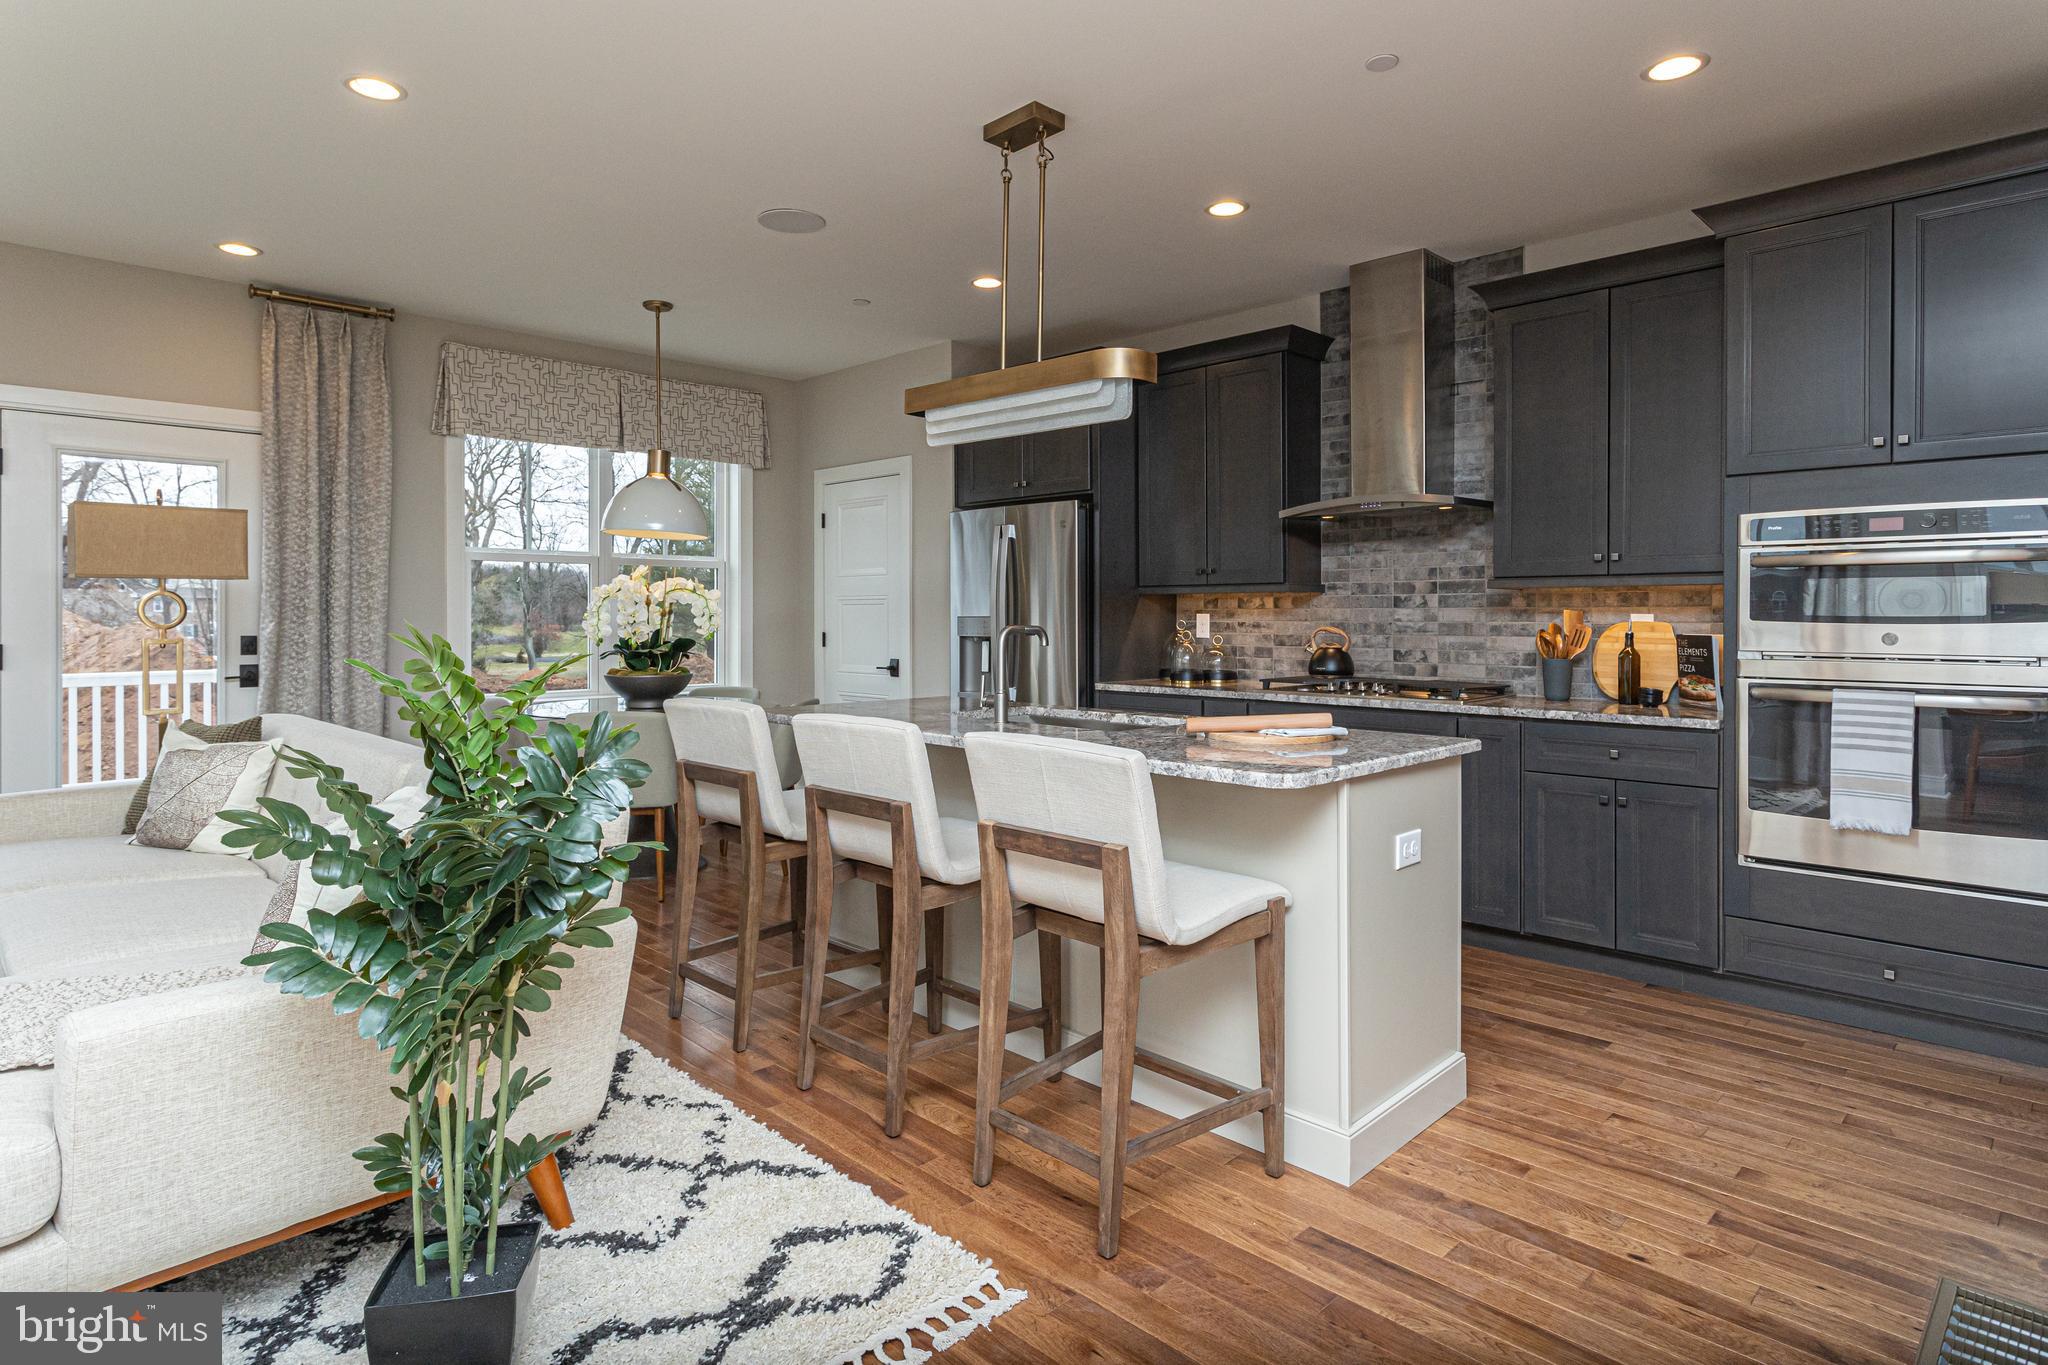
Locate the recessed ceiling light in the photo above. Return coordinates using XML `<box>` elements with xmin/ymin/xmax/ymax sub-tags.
<box><xmin>972</xmin><ymin>275</ymin><xmax>1003</xmax><ymax>290</ymax></box>
<box><xmin>216</xmin><ymin>241</ymin><xmax>262</xmax><ymax>257</ymax></box>
<box><xmin>1364</xmin><ymin>53</ymin><xmax>1401</xmax><ymax>73</ymax></box>
<box><xmin>1207</xmin><ymin>199</ymin><xmax>1247</xmax><ymax>218</ymax></box>
<box><xmin>757</xmin><ymin>208</ymin><xmax>828</xmax><ymax>233</ymax></box>
<box><xmin>1643</xmin><ymin>53</ymin><xmax>1708</xmax><ymax>82</ymax></box>
<box><xmin>851</xmin><ymin>298</ymin><xmax>872</xmax><ymax>307</ymax></box>
<box><xmin>345</xmin><ymin>75</ymin><xmax>406</xmax><ymax>101</ymax></box>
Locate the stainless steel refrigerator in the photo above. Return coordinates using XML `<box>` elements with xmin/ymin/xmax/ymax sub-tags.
<box><xmin>950</xmin><ymin>500</ymin><xmax>1089</xmax><ymax>711</ymax></box>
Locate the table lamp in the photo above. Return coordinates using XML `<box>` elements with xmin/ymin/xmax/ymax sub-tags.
<box><xmin>67</xmin><ymin>496</ymin><xmax>249</xmax><ymax>738</ymax></box>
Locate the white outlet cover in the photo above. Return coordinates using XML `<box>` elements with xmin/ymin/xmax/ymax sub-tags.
<box><xmin>1394</xmin><ymin>829</ymin><xmax>1422</xmax><ymax>869</ymax></box>
<box><xmin>1194</xmin><ymin>611</ymin><xmax>1212</xmax><ymax>639</ymax></box>
<box><xmin>1630</xmin><ymin>612</ymin><xmax>1656</xmax><ymax>622</ymax></box>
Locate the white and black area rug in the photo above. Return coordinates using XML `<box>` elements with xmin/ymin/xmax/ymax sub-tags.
<box><xmin>168</xmin><ymin>1041</ymin><xmax>1024</xmax><ymax>1364</ymax></box>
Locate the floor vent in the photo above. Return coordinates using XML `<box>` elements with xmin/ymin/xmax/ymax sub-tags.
<box><xmin>1919</xmin><ymin>1280</ymin><xmax>2048</xmax><ymax>1365</ymax></box>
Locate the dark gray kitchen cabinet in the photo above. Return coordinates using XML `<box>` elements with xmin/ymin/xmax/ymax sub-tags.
<box><xmin>1608</xmin><ymin>271</ymin><xmax>1725</xmax><ymax>575</ymax></box>
<box><xmin>1135</xmin><ymin>369</ymin><xmax>1211</xmax><ymax>586</ymax></box>
<box><xmin>1893</xmin><ymin>168</ymin><xmax>2048</xmax><ymax>463</ymax></box>
<box><xmin>1457</xmin><ymin>716</ymin><xmax>1522</xmax><ymax>931</ymax></box>
<box><xmin>954</xmin><ymin>426</ymin><xmax>1095</xmax><ymax>508</ymax></box>
<box><xmin>1522</xmin><ymin>771</ymin><xmax>1617</xmax><ymax>947</ymax></box>
<box><xmin>1614</xmin><ymin>780</ymin><xmax>1719</xmax><ymax>966</ymax></box>
<box><xmin>1491</xmin><ymin>292</ymin><xmax>1611</xmax><ymax>579</ymax></box>
<box><xmin>1135</xmin><ymin>327</ymin><xmax>1328</xmax><ymax>593</ymax></box>
<box><xmin>1725</xmin><ymin>206</ymin><xmax>1894</xmax><ymax>475</ymax></box>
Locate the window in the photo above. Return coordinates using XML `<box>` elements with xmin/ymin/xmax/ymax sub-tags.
<box><xmin>457</xmin><ymin>437</ymin><xmax>738</xmax><ymax>697</ymax></box>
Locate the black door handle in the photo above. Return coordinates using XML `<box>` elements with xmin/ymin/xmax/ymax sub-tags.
<box><xmin>875</xmin><ymin>659</ymin><xmax>900</xmax><ymax>678</ymax></box>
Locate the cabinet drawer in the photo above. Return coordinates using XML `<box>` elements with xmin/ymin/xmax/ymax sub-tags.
<box><xmin>1112</xmin><ymin>692</ymin><xmax>1203</xmax><ymax>717</ymax></box>
<box><xmin>1726</xmin><ymin>918</ymin><xmax>2048</xmax><ymax>1036</ymax></box>
<box><xmin>1522</xmin><ymin>721</ymin><xmax>1718</xmax><ymax>786</ymax></box>
<box><xmin>1322</xmin><ymin>704</ymin><xmax>1460</xmax><ymax>737</ymax></box>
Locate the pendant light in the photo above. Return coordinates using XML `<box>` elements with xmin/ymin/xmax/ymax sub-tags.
<box><xmin>601</xmin><ymin>299</ymin><xmax>710</xmax><ymax>542</ymax></box>
<box><xmin>904</xmin><ymin>102</ymin><xmax>1156</xmax><ymax>446</ymax></box>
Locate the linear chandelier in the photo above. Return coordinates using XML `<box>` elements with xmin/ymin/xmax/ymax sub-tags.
<box><xmin>904</xmin><ymin>101</ymin><xmax>1156</xmax><ymax>446</ymax></box>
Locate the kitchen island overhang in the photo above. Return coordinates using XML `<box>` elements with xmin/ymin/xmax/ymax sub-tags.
<box><xmin>764</xmin><ymin>698</ymin><xmax>1476</xmax><ymax>1187</ymax></box>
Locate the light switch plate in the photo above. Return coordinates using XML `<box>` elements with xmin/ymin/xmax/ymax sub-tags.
<box><xmin>1394</xmin><ymin>829</ymin><xmax>1422</xmax><ymax>869</ymax></box>
<box><xmin>1194</xmin><ymin>612</ymin><xmax>1211</xmax><ymax>639</ymax></box>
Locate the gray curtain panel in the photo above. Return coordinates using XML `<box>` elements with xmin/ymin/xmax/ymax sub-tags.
<box><xmin>431</xmin><ymin>342</ymin><xmax>770</xmax><ymax>468</ymax></box>
<box><xmin>257</xmin><ymin>301</ymin><xmax>394</xmax><ymax>731</ymax></box>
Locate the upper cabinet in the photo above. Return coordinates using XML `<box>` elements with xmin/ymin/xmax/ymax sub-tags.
<box><xmin>1134</xmin><ymin>326</ymin><xmax>1329</xmax><ymax>593</ymax></box>
<box><xmin>1717</xmin><ymin>156</ymin><xmax>2048</xmax><ymax>476</ymax></box>
<box><xmin>954</xmin><ymin>425</ymin><xmax>1095</xmax><ymax>508</ymax></box>
<box><xmin>1478</xmin><ymin>241</ymin><xmax>1725</xmax><ymax>582</ymax></box>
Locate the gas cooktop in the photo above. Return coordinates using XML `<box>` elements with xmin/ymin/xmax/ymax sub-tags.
<box><xmin>1261</xmin><ymin>675</ymin><xmax>1512</xmax><ymax>701</ymax></box>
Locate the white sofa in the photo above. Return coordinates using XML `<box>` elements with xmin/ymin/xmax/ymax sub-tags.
<box><xmin>0</xmin><ymin>713</ymin><xmax>637</xmax><ymax>1292</ymax></box>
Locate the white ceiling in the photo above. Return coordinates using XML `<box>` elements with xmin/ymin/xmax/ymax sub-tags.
<box><xmin>5</xmin><ymin>1</ymin><xmax>2047</xmax><ymax>380</ymax></box>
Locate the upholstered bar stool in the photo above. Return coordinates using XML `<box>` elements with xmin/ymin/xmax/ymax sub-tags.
<box><xmin>547</xmin><ymin>707</ymin><xmax>679</xmax><ymax>899</ymax></box>
<box><xmin>789</xmin><ymin>714</ymin><xmax>1052</xmax><ymax>1137</ymax></box>
<box><xmin>663</xmin><ymin>697</ymin><xmax>878</xmax><ymax>1051</ymax></box>
<box><xmin>962</xmin><ymin>731</ymin><xmax>1288</xmax><ymax>1259</ymax></box>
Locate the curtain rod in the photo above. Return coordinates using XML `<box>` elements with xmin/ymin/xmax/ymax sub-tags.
<box><xmin>248</xmin><ymin>285</ymin><xmax>395</xmax><ymax>320</ymax></box>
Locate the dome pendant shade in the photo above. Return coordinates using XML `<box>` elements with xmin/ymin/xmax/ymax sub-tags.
<box><xmin>603</xmin><ymin>298</ymin><xmax>711</xmax><ymax>542</ymax></box>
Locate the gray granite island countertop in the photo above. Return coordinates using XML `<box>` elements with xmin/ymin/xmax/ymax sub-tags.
<box><xmin>1095</xmin><ymin>679</ymin><xmax>1722</xmax><ymax>731</ymax></box>
<box><xmin>761</xmin><ymin>697</ymin><xmax>1477</xmax><ymax>790</ymax></box>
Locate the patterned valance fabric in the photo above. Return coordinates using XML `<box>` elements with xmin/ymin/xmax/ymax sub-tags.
<box><xmin>431</xmin><ymin>342</ymin><xmax>770</xmax><ymax>469</ymax></box>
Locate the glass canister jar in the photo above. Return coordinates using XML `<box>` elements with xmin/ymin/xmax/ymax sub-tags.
<box><xmin>1165</xmin><ymin>621</ymin><xmax>1198</xmax><ymax>682</ymax></box>
<box><xmin>1202</xmin><ymin>635</ymin><xmax>1231</xmax><ymax>682</ymax></box>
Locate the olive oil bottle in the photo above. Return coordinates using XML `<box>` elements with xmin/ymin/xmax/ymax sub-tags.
<box><xmin>1615</xmin><ymin>625</ymin><xmax>1642</xmax><ymax>702</ymax></box>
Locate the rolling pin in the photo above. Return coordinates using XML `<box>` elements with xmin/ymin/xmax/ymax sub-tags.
<box><xmin>1185</xmin><ymin>711</ymin><xmax>1333</xmax><ymax>734</ymax></box>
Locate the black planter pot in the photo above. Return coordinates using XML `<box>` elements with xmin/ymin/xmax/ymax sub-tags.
<box><xmin>363</xmin><ymin>1223</ymin><xmax>541</xmax><ymax>1365</ymax></box>
<box><xmin>603</xmin><ymin>669</ymin><xmax>690</xmax><ymax>711</ymax></box>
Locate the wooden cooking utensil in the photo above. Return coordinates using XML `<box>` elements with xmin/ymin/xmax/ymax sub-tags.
<box><xmin>1206</xmin><ymin>730</ymin><xmax>1348</xmax><ymax>750</ymax></box>
<box><xmin>1184</xmin><ymin>711</ymin><xmax>1333</xmax><ymax>735</ymax></box>
<box><xmin>1566</xmin><ymin>623</ymin><xmax>1590</xmax><ymax>658</ymax></box>
<box><xmin>1591</xmin><ymin>621</ymin><xmax>1679</xmax><ymax>698</ymax></box>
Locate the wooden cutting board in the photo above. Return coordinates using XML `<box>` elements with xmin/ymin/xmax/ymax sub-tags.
<box><xmin>1591</xmin><ymin>621</ymin><xmax>1679</xmax><ymax>699</ymax></box>
<box><xmin>1205</xmin><ymin>729</ymin><xmax>1348</xmax><ymax>750</ymax></box>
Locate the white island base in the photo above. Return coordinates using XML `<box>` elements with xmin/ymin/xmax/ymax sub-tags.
<box><xmin>806</xmin><ymin>731</ymin><xmax>1468</xmax><ymax>1188</ymax></box>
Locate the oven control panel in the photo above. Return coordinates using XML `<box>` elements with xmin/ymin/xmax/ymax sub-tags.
<box><xmin>1747</xmin><ymin>501</ymin><xmax>2048</xmax><ymax>543</ymax></box>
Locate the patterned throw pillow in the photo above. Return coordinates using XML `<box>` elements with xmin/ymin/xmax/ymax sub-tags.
<box><xmin>131</xmin><ymin>737</ymin><xmax>283</xmax><ymax>855</ymax></box>
<box><xmin>122</xmin><ymin>717</ymin><xmax>264</xmax><ymax>833</ymax></box>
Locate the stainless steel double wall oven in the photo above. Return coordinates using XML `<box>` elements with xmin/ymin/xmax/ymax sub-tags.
<box><xmin>1738</xmin><ymin>499</ymin><xmax>2048</xmax><ymax>899</ymax></box>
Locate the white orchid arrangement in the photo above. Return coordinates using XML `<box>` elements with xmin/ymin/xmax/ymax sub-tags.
<box><xmin>582</xmin><ymin>566</ymin><xmax>720</xmax><ymax>673</ymax></box>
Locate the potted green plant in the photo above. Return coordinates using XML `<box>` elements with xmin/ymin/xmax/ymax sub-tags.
<box><xmin>228</xmin><ymin>630</ymin><xmax>651</xmax><ymax>1365</ymax></box>
<box><xmin>584</xmin><ymin>565</ymin><xmax>721</xmax><ymax>710</ymax></box>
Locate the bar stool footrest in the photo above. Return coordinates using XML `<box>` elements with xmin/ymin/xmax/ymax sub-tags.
<box><xmin>1000</xmin><ymin>1031</ymin><xmax>1103</xmax><ymax>1102</ymax></box>
<box><xmin>988</xmin><ymin>1108</ymin><xmax>1100</xmax><ymax>1179</ymax></box>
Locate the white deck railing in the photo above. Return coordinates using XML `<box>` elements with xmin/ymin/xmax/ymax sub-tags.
<box><xmin>61</xmin><ymin>670</ymin><xmax>219</xmax><ymax>785</ymax></box>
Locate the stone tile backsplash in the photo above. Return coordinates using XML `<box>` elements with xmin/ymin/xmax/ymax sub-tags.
<box><xmin>1177</xmin><ymin>248</ymin><xmax>1723</xmax><ymax>700</ymax></box>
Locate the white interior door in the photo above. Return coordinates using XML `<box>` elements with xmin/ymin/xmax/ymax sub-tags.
<box><xmin>814</xmin><ymin>461</ymin><xmax>911</xmax><ymax>704</ymax></box>
<box><xmin>0</xmin><ymin>410</ymin><xmax>261</xmax><ymax>792</ymax></box>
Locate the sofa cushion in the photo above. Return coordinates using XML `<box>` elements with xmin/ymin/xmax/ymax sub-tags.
<box><xmin>0</xmin><ymin>836</ymin><xmax>270</xmax><ymax>898</ymax></box>
<box><xmin>0</xmin><ymin>876</ymin><xmax>274</xmax><ymax>977</ymax></box>
<box><xmin>253</xmin><ymin>715</ymin><xmax>425</xmax><ymax>881</ymax></box>
<box><xmin>0</xmin><ymin>1066</ymin><xmax>58</xmax><ymax>1249</ymax></box>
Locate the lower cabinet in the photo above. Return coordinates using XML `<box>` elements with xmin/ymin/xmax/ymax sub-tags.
<box><xmin>1519</xmin><ymin>761</ymin><xmax>1721</xmax><ymax>964</ymax></box>
<box><xmin>1522</xmin><ymin>772</ymin><xmax>1618</xmax><ymax>946</ymax></box>
<box><xmin>1456</xmin><ymin>717</ymin><xmax>1522</xmax><ymax>932</ymax></box>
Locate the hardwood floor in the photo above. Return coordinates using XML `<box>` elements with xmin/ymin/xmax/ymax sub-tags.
<box><xmin>618</xmin><ymin>856</ymin><xmax>2048</xmax><ymax>1364</ymax></box>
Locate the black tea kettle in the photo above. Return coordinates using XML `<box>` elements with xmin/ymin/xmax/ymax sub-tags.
<box><xmin>1304</xmin><ymin>625</ymin><xmax>1355</xmax><ymax>677</ymax></box>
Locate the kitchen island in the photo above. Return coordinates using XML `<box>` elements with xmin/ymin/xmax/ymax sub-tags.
<box><xmin>764</xmin><ymin>697</ymin><xmax>1477</xmax><ymax>1186</ymax></box>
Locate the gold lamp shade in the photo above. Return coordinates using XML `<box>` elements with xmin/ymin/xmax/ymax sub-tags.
<box><xmin>68</xmin><ymin>502</ymin><xmax>249</xmax><ymax>580</ymax></box>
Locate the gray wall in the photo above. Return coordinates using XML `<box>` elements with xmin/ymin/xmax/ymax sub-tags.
<box><xmin>0</xmin><ymin>239</ymin><xmax>801</xmax><ymax>686</ymax></box>
<box><xmin>1176</xmin><ymin>249</ymin><xmax>1721</xmax><ymax>698</ymax></box>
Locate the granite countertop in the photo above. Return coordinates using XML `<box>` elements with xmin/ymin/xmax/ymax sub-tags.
<box><xmin>1096</xmin><ymin>679</ymin><xmax>1722</xmax><ymax>731</ymax></box>
<box><xmin>761</xmin><ymin>697</ymin><xmax>1477</xmax><ymax>790</ymax></box>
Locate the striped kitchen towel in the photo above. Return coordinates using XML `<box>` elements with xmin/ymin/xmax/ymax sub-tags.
<box><xmin>1828</xmin><ymin>689</ymin><xmax>1916</xmax><ymax>835</ymax></box>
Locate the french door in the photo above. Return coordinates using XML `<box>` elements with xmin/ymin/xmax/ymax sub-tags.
<box><xmin>0</xmin><ymin>410</ymin><xmax>261</xmax><ymax>792</ymax></box>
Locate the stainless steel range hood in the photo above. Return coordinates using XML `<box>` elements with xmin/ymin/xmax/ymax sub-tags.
<box><xmin>1280</xmin><ymin>248</ymin><xmax>1488</xmax><ymax>518</ymax></box>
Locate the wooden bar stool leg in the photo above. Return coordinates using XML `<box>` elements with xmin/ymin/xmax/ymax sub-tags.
<box><xmin>667</xmin><ymin>805</ymin><xmax>704</xmax><ymax>1020</ymax></box>
<box><xmin>1096</xmin><ymin>848</ymin><xmax>1140</xmax><ymax>1259</ymax></box>
<box><xmin>788</xmin><ymin>856</ymin><xmax>809</xmax><ymax>970</ymax></box>
<box><xmin>923</xmin><ymin>908</ymin><xmax>947</xmax><ymax>1035</ymax></box>
<box><xmin>1036</xmin><ymin>931</ymin><xmax>1063</xmax><ymax>1066</ymax></box>
<box><xmin>796</xmin><ymin>859</ymin><xmax>835</xmax><ymax>1090</ymax></box>
<box><xmin>973</xmin><ymin>830</ymin><xmax>1016</xmax><ymax>1187</ymax></box>
<box><xmin>731</xmin><ymin>832</ymin><xmax>768</xmax><ymax>1053</ymax></box>
<box><xmin>1255</xmin><ymin>900</ymin><xmax>1286</xmax><ymax>1178</ymax></box>
<box><xmin>881</xmin><ymin>869</ymin><xmax>920</xmax><ymax>1137</ymax></box>
<box><xmin>651</xmin><ymin>806</ymin><xmax>668</xmax><ymax>905</ymax></box>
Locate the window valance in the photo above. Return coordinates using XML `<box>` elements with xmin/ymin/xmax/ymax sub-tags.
<box><xmin>431</xmin><ymin>342</ymin><xmax>769</xmax><ymax>469</ymax></box>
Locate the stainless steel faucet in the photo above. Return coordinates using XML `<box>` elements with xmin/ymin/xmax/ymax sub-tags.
<box><xmin>993</xmin><ymin>624</ymin><xmax>1047</xmax><ymax>725</ymax></box>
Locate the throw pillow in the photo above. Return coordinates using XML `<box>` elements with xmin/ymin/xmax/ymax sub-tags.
<box><xmin>0</xmin><ymin>966</ymin><xmax>245</xmax><ymax>1071</ymax></box>
<box><xmin>131</xmin><ymin>736</ymin><xmax>283</xmax><ymax>856</ymax></box>
<box><xmin>248</xmin><ymin>784</ymin><xmax>434</xmax><ymax>954</ymax></box>
<box><xmin>122</xmin><ymin>716</ymin><xmax>264</xmax><ymax>833</ymax></box>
